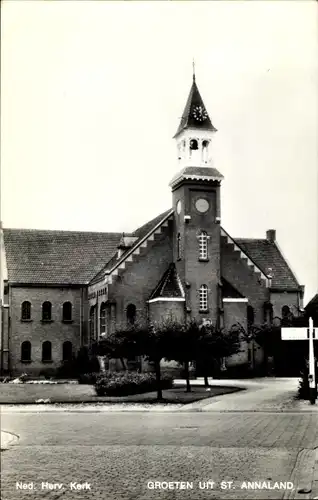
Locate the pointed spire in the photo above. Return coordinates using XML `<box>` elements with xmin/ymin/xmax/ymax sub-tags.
<box><xmin>173</xmin><ymin>70</ymin><xmax>217</xmax><ymax>138</ymax></box>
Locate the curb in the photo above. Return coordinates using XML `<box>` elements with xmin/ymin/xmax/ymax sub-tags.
<box><xmin>1</xmin><ymin>430</ymin><xmax>19</xmax><ymax>450</ymax></box>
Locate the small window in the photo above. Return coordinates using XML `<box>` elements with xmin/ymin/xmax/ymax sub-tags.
<box><xmin>21</xmin><ymin>301</ymin><xmax>31</xmax><ymax>320</ymax></box>
<box><xmin>62</xmin><ymin>302</ymin><xmax>72</xmax><ymax>322</ymax></box>
<box><xmin>127</xmin><ymin>304</ymin><xmax>136</xmax><ymax>325</ymax></box>
<box><xmin>62</xmin><ymin>341</ymin><xmax>72</xmax><ymax>362</ymax></box>
<box><xmin>247</xmin><ymin>305</ymin><xmax>255</xmax><ymax>326</ymax></box>
<box><xmin>199</xmin><ymin>231</ymin><xmax>208</xmax><ymax>260</ymax></box>
<box><xmin>42</xmin><ymin>301</ymin><xmax>52</xmax><ymax>321</ymax></box>
<box><xmin>21</xmin><ymin>341</ymin><xmax>31</xmax><ymax>362</ymax></box>
<box><xmin>177</xmin><ymin>233</ymin><xmax>181</xmax><ymax>260</ymax></box>
<box><xmin>199</xmin><ymin>285</ymin><xmax>208</xmax><ymax>311</ymax></box>
<box><xmin>42</xmin><ymin>341</ymin><xmax>52</xmax><ymax>362</ymax></box>
<box><xmin>89</xmin><ymin>306</ymin><xmax>96</xmax><ymax>342</ymax></box>
<box><xmin>100</xmin><ymin>303</ymin><xmax>107</xmax><ymax>336</ymax></box>
<box><xmin>190</xmin><ymin>139</ymin><xmax>198</xmax><ymax>150</ymax></box>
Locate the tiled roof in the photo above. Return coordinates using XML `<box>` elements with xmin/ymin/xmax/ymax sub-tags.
<box><xmin>150</xmin><ymin>263</ymin><xmax>184</xmax><ymax>299</ymax></box>
<box><xmin>174</xmin><ymin>77</ymin><xmax>217</xmax><ymax>138</ymax></box>
<box><xmin>235</xmin><ymin>238</ymin><xmax>300</xmax><ymax>290</ymax></box>
<box><xmin>90</xmin><ymin>209</ymin><xmax>173</xmax><ymax>284</ymax></box>
<box><xmin>3</xmin><ymin>229</ymin><xmax>122</xmax><ymax>285</ymax></box>
<box><xmin>169</xmin><ymin>166</ymin><xmax>223</xmax><ymax>189</ymax></box>
<box><xmin>305</xmin><ymin>293</ymin><xmax>318</xmax><ymax>311</ymax></box>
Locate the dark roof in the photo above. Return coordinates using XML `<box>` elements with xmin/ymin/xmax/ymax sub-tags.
<box><xmin>150</xmin><ymin>263</ymin><xmax>184</xmax><ymax>299</ymax></box>
<box><xmin>170</xmin><ymin>166</ymin><xmax>223</xmax><ymax>185</ymax></box>
<box><xmin>174</xmin><ymin>77</ymin><xmax>217</xmax><ymax>138</ymax></box>
<box><xmin>3</xmin><ymin>229</ymin><xmax>122</xmax><ymax>285</ymax></box>
<box><xmin>90</xmin><ymin>209</ymin><xmax>173</xmax><ymax>284</ymax></box>
<box><xmin>305</xmin><ymin>293</ymin><xmax>318</xmax><ymax>311</ymax></box>
<box><xmin>235</xmin><ymin>238</ymin><xmax>300</xmax><ymax>290</ymax></box>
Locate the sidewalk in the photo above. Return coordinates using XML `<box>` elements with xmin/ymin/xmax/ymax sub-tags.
<box><xmin>179</xmin><ymin>377</ymin><xmax>313</xmax><ymax>412</ymax></box>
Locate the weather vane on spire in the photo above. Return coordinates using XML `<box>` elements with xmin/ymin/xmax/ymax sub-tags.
<box><xmin>192</xmin><ymin>58</ymin><xmax>196</xmax><ymax>82</ymax></box>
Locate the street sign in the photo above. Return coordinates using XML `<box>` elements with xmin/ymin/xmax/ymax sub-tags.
<box><xmin>281</xmin><ymin>318</ymin><xmax>316</xmax><ymax>404</ymax></box>
<box><xmin>281</xmin><ymin>328</ymin><xmax>309</xmax><ymax>341</ymax></box>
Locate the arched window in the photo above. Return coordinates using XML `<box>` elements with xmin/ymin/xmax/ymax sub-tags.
<box><xmin>62</xmin><ymin>341</ymin><xmax>72</xmax><ymax>362</ymax></box>
<box><xmin>177</xmin><ymin>233</ymin><xmax>181</xmax><ymax>260</ymax></box>
<box><xmin>62</xmin><ymin>302</ymin><xmax>72</xmax><ymax>322</ymax></box>
<box><xmin>202</xmin><ymin>140</ymin><xmax>210</xmax><ymax>163</ymax></box>
<box><xmin>100</xmin><ymin>303</ymin><xmax>106</xmax><ymax>337</ymax></box>
<box><xmin>89</xmin><ymin>306</ymin><xmax>96</xmax><ymax>342</ymax></box>
<box><xmin>247</xmin><ymin>305</ymin><xmax>255</xmax><ymax>326</ymax></box>
<box><xmin>199</xmin><ymin>231</ymin><xmax>208</xmax><ymax>260</ymax></box>
<box><xmin>199</xmin><ymin>285</ymin><xmax>208</xmax><ymax>311</ymax></box>
<box><xmin>21</xmin><ymin>301</ymin><xmax>31</xmax><ymax>320</ymax></box>
<box><xmin>264</xmin><ymin>302</ymin><xmax>273</xmax><ymax>324</ymax></box>
<box><xmin>21</xmin><ymin>341</ymin><xmax>31</xmax><ymax>362</ymax></box>
<box><xmin>42</xmin><ymin>341</ymin><xmax>52</xmax><ymax>362</ymax></box>
<box><xmin>190</xmin><ymin>139</ymin><xmax>198</xmax><ymax>151</ymax></box>
<box><xmin>282</xmin><ymin>305</ymin><xmax>290</xmax><ymax>318</ymax></box>
<box><xmin>42</xmin><ymin>301</ymin><xmax>52</xmax><ymax>321</ymax></box>
<box><xmin>127</xmin><ymin>304</ymin><xmax>136</xmax><ymax>325</ymax></box>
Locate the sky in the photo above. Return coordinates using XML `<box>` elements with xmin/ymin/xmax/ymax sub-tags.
<box><xmin>1</xmin><ymin>0</ymin><xmax>317</xmax><ymax>305</ymax></box>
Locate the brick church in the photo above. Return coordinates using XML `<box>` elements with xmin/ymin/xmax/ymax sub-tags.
<box><xmin>0</xmin><ymin>73</ymin><xmax>304</xmax><ymax>376</ymax></box>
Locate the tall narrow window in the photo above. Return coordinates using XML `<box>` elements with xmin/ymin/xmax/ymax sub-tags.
<box><xmin>89</xmin><ymin>306</ymin><xmax>96</xmax><ymax>342</ymax></box>
<box><xmin>199</xmin><ymin>285</ymin><xmax>208</xmax><ymax>311</ymax></box>
<box><xmin>42</xmin><ymin>341</ymin><xmax>52</xmax><ymax>362</ymax></box>
<box><xmin>42</xmin><ymin>301</ymin><xmax>52</xmax><ymax>321</ymax></box>
<box><xmin>126</xmin><ymin>304</ymin><xmax>136</xmax><ymax>325</ymax></box>
<box><xmin>247</xmin><ymin>305</ymin><xmax>255</xmax><ymax>326</ymax></box>
<box><xmin>21</xmin><ymin>301</ymin><xmax>31</xmax><ymax>320</ymax></box>
<box><xmin>202</xmin><ymin>140</ymin><xmax>210</xmax><ymax>164</ymax></box>
<box><xmin>62</xmin><ymin>341</ymin><xmax>72</xmax><ymax>362</ymax></box>
<box><xmin>199</xmin><ymin>231</ymin><xmax>208</xmax><ymax>260</ymax></box>
<box><xmin>100</xmin><ymin>303</ymin><xmax>106</xmax><ymax>337</ymax></box>
<box><xmin>264</xmin><ymin>302</ymin><xmax>273</xmax><ymax>325</ymax></box>
<box><xmin>21</xmin><ymin>341</ymin><xmax>31</xmax><ymax>362</ymax></box>
<box><xmin>177</xmin><ymin>233</ymin><xmax>181</xmax><ymax>260</ymax></box>
<box><xmin>282</xmin><ymin>305</ymin><xmax>290</xmax><ymax>318</ymax></box>
<box><xmin>62</xmin><ymin>302</ymin><xmax>72</xmax><ymax>322</ymax></box>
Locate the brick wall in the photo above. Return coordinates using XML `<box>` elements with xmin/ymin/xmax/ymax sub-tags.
<box><xmin>221</xmin><ymin>237</ymin><xmax>269</xmax><ymax>324</ymax></box>
<box><xmin>270</xmin><ymin>291</ymin><xmax>301</xmax><ymax>319</ymax></box>
<box><xmin>172</xmin><ymin>181</ymin><xmax>221</xmax><ymax>323</ymax></box>
<box><xmin>9</xmin><ymin>286</ymin><xmax>84</xmax><ymax>376</ymax></box>
<box><xmin>148</xmin><ymin>300</ymin><xmax>185</xmax><ymax>324</ymax></box>
<box><xmin>107</xmin><ymin>223</ymin><xmax>173</xmax><ymax>331</ymax></box>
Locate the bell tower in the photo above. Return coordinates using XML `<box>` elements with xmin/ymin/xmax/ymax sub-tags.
<box><xmin>170</xmin><ymin>70</ymin><xmax>224</xmax><ymax>324</ymax></box>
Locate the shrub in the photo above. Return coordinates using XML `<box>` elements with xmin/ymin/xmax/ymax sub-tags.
<box><xmin>39</xmin><ymin>368</ymin><xmax>56</xmax><ymax>380</ymax></box>
<box><xmin>94</xmin><ymin>371</ymin><xmax>173</xmax><ymax>396</ymax></box>
<box><xmin>78</xmin><ymin>372</ymin><xmax>100</xmax><ymax>385</ymax></box>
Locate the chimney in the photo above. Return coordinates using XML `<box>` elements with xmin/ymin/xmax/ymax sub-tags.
<box><xmin>266</xmin><ymin>229</ymin><xmax>276</xmax><ymax>242</ymax></box>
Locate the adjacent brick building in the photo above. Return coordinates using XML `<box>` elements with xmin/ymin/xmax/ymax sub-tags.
<box><xmin>0</xmin><ymin>73</ymin><xmax>304</xmax><ymax>376</ymax></box>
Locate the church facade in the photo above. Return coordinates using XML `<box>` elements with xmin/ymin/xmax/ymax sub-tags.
<box><xmin>0</xmin><ymin>74</ymin><xmax>304</xmax><ymax>376</ymax></box>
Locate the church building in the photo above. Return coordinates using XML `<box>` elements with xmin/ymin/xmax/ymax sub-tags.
<box><xmin>0</xmin><ymin>73</ymin><xmax>304</xmax><ymax>376</ymax></box>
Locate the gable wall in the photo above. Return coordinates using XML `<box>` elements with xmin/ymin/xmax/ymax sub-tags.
<box><xmin>221</xmin><ymin>237</ymin><xmax>269</xmax><ymax>324</ymax></box>
<box><xmin>108</xmin><ymin>223</ymin><xmax>173</xmax><ymax>330</ymax></box>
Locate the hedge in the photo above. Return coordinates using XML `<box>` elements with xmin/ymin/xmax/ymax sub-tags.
<box><xmin>94</xmin><ymin>371</ymin><xmax>173</xmax><ymax>396</ymax></box>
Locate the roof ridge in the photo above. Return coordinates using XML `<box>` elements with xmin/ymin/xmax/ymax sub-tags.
<box><xmin>3</xmin><ymin>228</ymin><xmax>123</xmax><ymax>235</ymax></box>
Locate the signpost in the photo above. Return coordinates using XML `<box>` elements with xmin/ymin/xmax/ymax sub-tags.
<box><xmin>281</xmin><ymin>317</ymin><xmax>316</xmax><ymax>404</ymax></box>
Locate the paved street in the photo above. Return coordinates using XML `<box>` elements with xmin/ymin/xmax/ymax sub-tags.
<box><xmin>1</xmin><ymin>379</ymin><xmax>318</xmax><ymax>500</ymax></box>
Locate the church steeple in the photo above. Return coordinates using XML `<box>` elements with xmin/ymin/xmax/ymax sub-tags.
<box><xmin>173</xmin><ymin>72</ymin><xmax>218</xmax><ymax>168</ymax></box>
<box><xmin>173</xmin><ymin>75</ymin><xmax>217</xmax><ymax>139</ymax></box>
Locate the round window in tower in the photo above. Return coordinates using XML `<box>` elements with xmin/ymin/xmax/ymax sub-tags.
<box><xmin>195</xmin><ymin>198</ymin><xmax>209</xmax><ymax>213</ymax></box>
<box><xmin>176</xmin><ymin>200</ymin><xmax>182</xmax><ymax>214</ymax></box>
